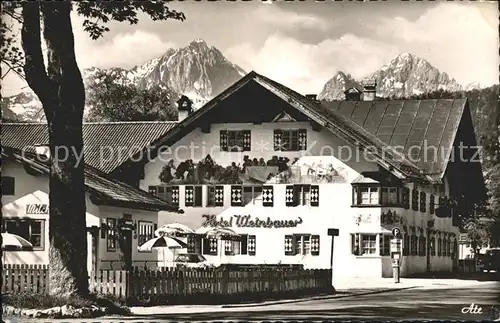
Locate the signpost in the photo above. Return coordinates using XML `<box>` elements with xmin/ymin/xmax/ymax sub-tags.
<box><xmin>391</xmin><ymin>227</ymin><xmax>402</xmax><ymax>283</ymax></box>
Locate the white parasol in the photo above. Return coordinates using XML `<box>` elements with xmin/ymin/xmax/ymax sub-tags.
<box><xmin>195</xmin><ymin>226</ymin><xmax>242</xmax><ymax>265</ymax></box>
<box><xmin>2</xmin><ymin>232</ymin><xmax>34</xmax><ymax>264</ymax></box>
<box><xmin>138</xmin><ymin>235</ymin><xmax>187</xmax><ymax>267</ymax></box>
<box><xmin>155</xmin><ymin>223</ymin><xmax>195</xmax><ymax>237</ymax></box>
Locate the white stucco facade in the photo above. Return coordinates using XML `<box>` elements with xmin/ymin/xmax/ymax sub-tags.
<box><xmin>139</xmin><ymin>120</ymin><xmax>460</xmax><ymax>279</ymax></box>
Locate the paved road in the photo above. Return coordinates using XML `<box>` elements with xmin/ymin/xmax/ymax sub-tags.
<box><xmin>9</xmin><ymin>280</ymin><xmax>499</xmax><ymax>322</ymax></box>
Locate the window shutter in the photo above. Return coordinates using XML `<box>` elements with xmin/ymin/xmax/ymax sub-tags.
<box><xmin>241</xmin><ymin>234</ymin><xmax>248</xmax><ymax>255</ymax></box>
<box><xmin>402</xmin><ymin>188</ymin><xmax>410</xmax><ymax>209</ymax></box>
<box><xmin>214</xmin><ymin>186</ymin><xmax>224</xmax><ymax>207</ymax></box>
<box><xmin>310</xmin><ymin>185</ymin><xmax>319</xmax><ymax>207</ymax></box>
<box><xmin>209</xmin><ymin>237</ymin><xmax>218</xmax><ymax>255</ymax></box>
<box><xmin>273</xmin><ymin>129</ymin><xmax>283</xmax><ymax>151</ymax></box>
<box><xmin>351</xmin><ymin>233</ymin><xmax>360</xmax><ymax>255</ymax></box>
<box><xmin>231</xmin><ymin>186</ymin><xmax>242</xmax><ymax>206</ymax></box>
<box><xmin>437</xmin><ymin>238</ymin><xmax>442</xmax><ymax>256</ymax></box>
<box><xmin>224</xmin><ymin>240</ymin><xmax>233</xmax><ymax>255</ymax></box>
<box><xmin>285</xmin><ymin>185</ymin><xmax>295</xmax><ymax>207</ymax></box>
<box><xmin>403</xmin><ymin>235</ymin><xmax>409</xmax><ymax>256</ymax></box>
<box><xmin>248</xmin><ymin>235</ymin><xmax>256</xmax><ymax>256</ymax></box>
<box><xmin>262</xmin><ymin>185</ymin><xmax>274</xmax><ymax>207</ymax></box>
<box><xmin>185</xmin><ymin>186</ymin><xmax>194</xmax><ymax>207</ymax></box>
<box><xmin>243</xmin><ymin>130</ymin><xmax>251</xmax><ymax>151</ymax></box>
<box><xmin>429</xmin><ymin>194</ymin><xmax>435</xmax><ymax>214</ymax></box>
<box><xmin>148</xmin><ymin>186</ymin><xmax>158</xmax><ymax>196</ymax></box>
<box><xmin>379</xmin><ymin>234</ymin><xmax>384</xmax><ymax>256</ymax></box>
<box><xmin>298</xmin><ymin>129</ymin><xmax>307</xmax><ymax>150</ymax></box>
<box><xmin>220</xmin><ymin>130</ymin><xmax>228</xmax><ymax>151</ymax></box>
<box><xmin>187</xmin><ymin>235</ymin><xmax>196</xmax><ymax>253</ymax></box>
<box><xmin>420</xmin><ymin>192</ymin><xmax>426</xmax><ymax>212</ymax></box>
<box><xmin>284</xmin><ymin>235</ymin><xmax>294</xmax><ymax>255</ymax></box>
<box><xmin>411</xmin><ymin>189</ymin><xmax>419</xmax><ymax>211</ymax></box>
<box><xmin>311</xmin><ymin>235</ymin><xmax>320</xmax><ymax>256</ymax></box>
<box><xmin>171</xmin><ymin>186</ymin><xmax>179</xmax><ymax>205</ymax></box>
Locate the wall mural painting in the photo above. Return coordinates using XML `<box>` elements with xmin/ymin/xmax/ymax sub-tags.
<box><xmin>354</xmin><ymin>214</ymin><xmax>374</xmax><ymax>226</ymax></box>
<box><xmin>381</xmin><ymin>210</ymin><xmax>404</xmax><ymax>229</ymax></box>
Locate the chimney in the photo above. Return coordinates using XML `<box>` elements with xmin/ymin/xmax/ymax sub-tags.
<box><xmin>305</xmin><ymin>94</ymin><xmax>318</xmax><ymax>102</ymax></box>
<box><xmin>362</xmin><ymin>78</ymin><xmax>377</xmax><ymax>101</ymax></box>
<box><xmin>34</xmin><ymin>144</ymin><xmax>50</xmax><ymax>159</ymax></box>
<box><xmin>176</xmin><ymin>95</ymin><xmax>193</xmax><ymax>122</ymax></box>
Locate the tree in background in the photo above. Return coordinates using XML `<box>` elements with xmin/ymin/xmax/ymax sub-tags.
<box><xmin>1</xmin><ymin>1</ymin><xmax>185</xmax><ymax>298</ymax></box>
<box><xmin>86</xmin><ymin>70</ymin><xmax>178</xmax><ymax>122</ymax></box>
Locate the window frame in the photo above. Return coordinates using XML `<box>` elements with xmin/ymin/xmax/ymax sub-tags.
<box><xmin>379</xmin><ymin>234</ymin><xmax>391</xmax><ymax>256</ymax></box>
<box><xmin>381</xmin><ymin>187</ymin><xmax>399</xmax><ymax>206</ymax></box>
<box><xmin>352</xmin><ymin>185</ymin><xmax>380</xmax><ymax>206</ymax></box>
<box><xmin>351</xmin><ymin>233</ymin><xmax>378</xmax><ymax>256</ymax></box>
<box><xmin>227</xmin><ymin>130</ymin><xmax>250</xmax><ymax>152</ymax></box>
<box><xmin>1</xmin><ymin>218</ymin><xmax>45</xmax><ymax>250</ymax></box>
<box><xmin>137</xmin><ymin>221</ymin><xmax>155</xmax><ymax>253</ymax></box>
<box><xmin>224</xmin><ymin>234</ymin><xmax>249</xmax><ymax>256</ymax></box>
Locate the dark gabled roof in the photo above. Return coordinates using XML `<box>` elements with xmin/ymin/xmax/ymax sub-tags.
<box><xmin>2</xmin><ymin>147</ymin><xmax>182</xmax><ymax>213</ymax></box>
<box><xmin>321</xmin><ymin>99</ymin><xmax>469</xmax><ymax>180</ymax></box>
<box><xmin>1</xmin><ymin>121</ymin><xmax>177</xmax><ymax>174</ymax></box>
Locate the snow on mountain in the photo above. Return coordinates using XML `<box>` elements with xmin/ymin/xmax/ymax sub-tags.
<box><xmin>318</xmin><ymin>53</ymin><xmax>465</xmax><ymax>101</ymax></box>
<box><xmin>2</xmin><ymin>39</ymin><xmax>246</xmax><ymax>121</ymax></box>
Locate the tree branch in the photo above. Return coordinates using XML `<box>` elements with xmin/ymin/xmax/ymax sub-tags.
<box><xmin>21</xmin><ymin>2</ymin><xmax>50</xmax><ymax>104</ymax></box>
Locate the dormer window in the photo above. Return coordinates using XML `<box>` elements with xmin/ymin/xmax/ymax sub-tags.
<box><xmin>352</xmin><ymin>185</ymin><xmax>379</xmax><ymax>206</ymax></box>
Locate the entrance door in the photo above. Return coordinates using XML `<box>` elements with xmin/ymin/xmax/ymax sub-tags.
<box><xmin>119</xmin><ymin>229</ymin><xmax>133</xmax><ymax>270</ymax></box>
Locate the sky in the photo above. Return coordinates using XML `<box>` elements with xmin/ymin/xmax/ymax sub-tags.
<box><xmin>2</xmin><ymin>0</ymin><xmax>498</xmax><ymax>97</ymax></box>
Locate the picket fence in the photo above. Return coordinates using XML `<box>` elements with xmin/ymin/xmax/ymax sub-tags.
<box><xmin>2</xmin><ymin>264</ymin><xmax>332</xmax><ymax>300</ymax></box>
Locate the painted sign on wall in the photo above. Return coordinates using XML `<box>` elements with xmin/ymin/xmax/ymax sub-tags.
<box><xmin>202</xmin><ymin>214</ymin><xmax>303</xmax><ymax>229</ymax></box>
<box><xmin>25</xmin><ymin>204</ymin><xmax>49</xmax><ymax>215</ymax></box>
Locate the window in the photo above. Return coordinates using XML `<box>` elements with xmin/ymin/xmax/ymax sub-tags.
<box><xmin>420</xmin><ymin>192</ymin><xmax>427</xmax><ymax>212</ymax></box>
<box><xmin>379</xmin><ymin>234</ymin><xmax>391</xmax><ymax>256</ymax></box>
<box><xmin>381</xmin><ymin>187</ymin><xmax>398</xmax><ymax>205</ymax></box>
<box><xmin>202</xmin><ymin>237</ymin><xmax>218</xmax><ymax>255</ymax></box>
<box><xmin>411</xmin><ymin>189</ymin><xmax>419</xmax><ymax>211</ymax></box>
<box><xmin>138</xmin><ymin>221</ymin><xmax>155</xmax><ymax>249</ymax></box>
<box><xmin>2</xmin><ymin>176</ymin><xmax>15</xmax><ymax>196</ymax></box>
<box><xmin>220</xmin><ymin>130</ymin><xmax>251</xmax><ymax>152</ymax></box>
<box><xmin>185</xmin><ymin>185</ymin><xmax>203</xmax><ymax>207</ymax></box>
<box><xmin>2</xmin><ymin>219</ymin><xmax>44</xmax><ymax>250</ymax></box>
<box><xmin>351</xmin><ymin>233</ymin><xmax>376</xmax><ymax>255</ymax></box>
<box><xmin>106</xmin><ymin>218</ymin><xmax>117</xmax><ymax>251</ymax></box>
<box><xmin>429</xmin><ymin>194</ymin><xmax>435</xmax><ymax>214</ymax></box>
<box><xmin>353</xmin><ymin>186</ymin><xmax>379</xmax><ymax>205</ymax></box>
<box><xmin>273</xmin><ymin>129</ymin><xmax>307</xmax><ymax>151</ymax></box>
<box><xmin>437</xmin><ymin>237</ymin><xmax>442</xmax><ymax>256</ymax></box>
<box><xmin>232</xmin><ymin>185</ymin><xmax>266</xmax><ymax>206</ymax></box>
<box><xmin>410</xmin><ymin>235</ymin><xmax>418</xmax><ymax>256</ymax></box>
<box><xmin>418</xmin><ymin>236</ymin><xmax>426</xmax><ymax>256</ymax></box>
<box><xmin>224</xmin><ymin>234</ymin><xmax>254</xmax><ymax>256</ymax></box>
<box><xmin>243</xmin><ymin>186</ymin><xmax>263</xmax><ymax>205</ymax></box>
<box><xmin>149</xmin><ymin>185</ymin><xmax>179</xmax><ymax>205</ymax></box>
<box><xmin>430</xmin><ymin>237</ymin><xmax>436</xmax><ymax>256</ymax></box>
<box><xmin>403</xmin><ymin>234</ymin><xmax>409</xmax><ymax>256</ymax></box>
<box><xmin>285</xmin><ymin>234</ymin><xmax>319</xmax><ymax>256</ymax></box>
<box><xmin>207</xmin><ymin>186</ymin><xmax>224</xmax><ymax>207</ymax></box>
<box><xmin>402</xmin><ymin>187</ymin><xmax>410</xmax><ymax>209</ymax></box>
<box><xmin>286</xmin><ymin>185</ymin><xmax>318</xmax><ymax>207</ymax></box>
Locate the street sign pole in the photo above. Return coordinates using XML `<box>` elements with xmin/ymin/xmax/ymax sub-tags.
<box><xmin>391</xmin><ymin>227</ymin><xmax>402</xmax><ymax>283</ymax></box>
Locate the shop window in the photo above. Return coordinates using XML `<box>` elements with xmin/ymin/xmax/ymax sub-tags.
<box><xmin>273</xmin><ymin>129</ymin><xmax>307</xmax><ymax>151</ymax></box>
<box><xmin>411</xmin><ymin>189</ymin><xmax>419</xmax><ymax>211</ymax></box>
<box><xmin>381</xmin><ymin>187</ymin><xmax>399</xmax><ymax>206</ymax></box>
<box><xmin>106</xmin><ymin>218</ymin><xmax>117</xmax><ymax>251</ymax></box>
<box><xmin>220</xmin><ymin>130</ymin><xmax>251</xmax><ymax>152</ymax></box>
<box><xmin>207</xmin><ymin>185</ymin><xmax>224</xmax><ymax>207</ymax></box>
<box><xmin>1</xmin><ymin>176</ymin><xmax>15</xmax><ymax>196</ymax></box>
<box><xmin>420</xmin><ymin>192</ymin><xmax>427</xmax><ymax>212</ymax></box>
<box><xmin>351</xmin><ymin>233</ymin><xmax>377</xmax><ymax>255</ymax></box>
<box><xmin>137</xmin><ymin>221</ymin><xmax>155</xmax><ymax>250</ymax></box>
<box><xmin>185</xmin><ymin>185</ymin><xmax>203</xmax><ymax>207</ymax></box>
<box><xmin>2</xmin><ymin>219</ymin><xmax>44</xmax><ymax>250</ymax></box>
<box><xmin>284</xmin><ymin>234</ymin><xmax>319</xmax><ymax>256</ymax></box>
<box><xmin>352</xmin><ymin>186</ymin><xmax>379</xmax><ymax>206</ymax></box>
<box><xmin>148</xmin><ymin>185</ymin><xmax>179</xmax><ymax>205</ymax></box>
<box><xmin>379</xmin><ymin>234</ymin><xmax>391</xmax><ymax>256</ymax></box>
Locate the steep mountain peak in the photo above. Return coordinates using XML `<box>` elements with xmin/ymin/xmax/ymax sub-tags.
<box><xmin>317</xmin><ymin>70</ymin><xmax>361</xmax><ymax>101</ymax></box>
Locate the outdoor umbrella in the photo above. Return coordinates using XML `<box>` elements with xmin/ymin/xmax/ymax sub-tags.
<box><xmin>195</xmin><ymin>227</ymin><xmax>242</xmax><ymax>265</ymax></box>
<box><xmin>138</xmin><ymin>235</ymin><xmax>188</xmax><ymax>267</ymax></box>
<box><xmin>155</xmin><ymin>223</ymin><xmax>195</xmax><ymax>237</ymax></box>
<box><xmin>2</xmin><ymin>232</ymin><xmax>34</xmax><ymax>264</ymax></box>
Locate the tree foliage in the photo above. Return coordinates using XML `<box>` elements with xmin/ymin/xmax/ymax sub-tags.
<box><xmin>1</xmin><ymin>1</ymin><xmax>185</xmax><ymax>298</ymax></box>
<box><xmin>86</xmin><ymin>70</ymin><xmax>179</xmax><ymax>122</ymax></box>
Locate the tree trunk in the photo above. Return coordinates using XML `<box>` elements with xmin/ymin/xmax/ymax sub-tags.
<box><xmin>22</xmin><ymin>2</ymin><xmax>89</xmax><ymax>297</ymax></box>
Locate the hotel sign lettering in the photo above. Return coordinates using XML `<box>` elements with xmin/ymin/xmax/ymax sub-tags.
<box><xmin>202</xmin><ymin>214</ymin><xmax>303</xmax><ymax>229</ymax></box>
<box><xmin>26</xmin><ymin>204</ymin><xmax>49</xmax><ymax>215</ymax></box>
